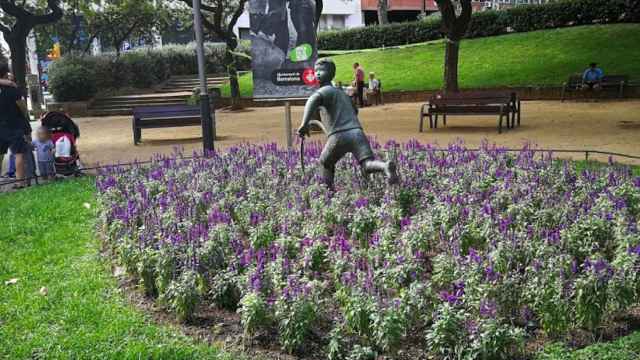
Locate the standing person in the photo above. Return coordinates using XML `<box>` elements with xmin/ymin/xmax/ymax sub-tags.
<box><xmin>267</xmin><ymin>0</ymin><xmax>290</xmax><ymax>56</ymax></box>
<box><xmin>582</xmin><ymin>62</ymin><xmax>604</xmax><ymax>91</ymax></box>
<box><xmin>0</xmin><ymin>62</ymin><xmax>30</xmax><ymax>188</ymax></box>
<box><xmin>289</xmin><ymin>0</ymin><xmax>316</xmax><ymax>48</ymax></box>
<box><xmin>33</xmin><ymin>126</ymin><xmax>55</xmax><ymax>180</ymax></box>
<box><xmin>353</xmin><ymin>63</ymin><xmax>365</xmax><ymax>107</ymax></box>
<box><xmin>2</xmin><ymin>72</ymin><xmax>32</xmax><ymax>180</ymax></box>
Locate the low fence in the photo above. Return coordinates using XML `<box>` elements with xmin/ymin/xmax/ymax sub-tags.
<box><xmin>1</xmin><ymin>148</ymin><xmax>638</xmax><ymax>190</ymax></box>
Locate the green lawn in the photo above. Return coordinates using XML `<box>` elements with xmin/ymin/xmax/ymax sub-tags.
<box><xmin>1</xmin><ymin>174</ymin><xmax>639</xmax><ymax>359</ymax></box>
<box><xmin>0</xmin><ymin>178</ymin><xmax>232</xmax><ymax>359</ymax></box>
<box><xmin>223</xmin><ymin>24</ymin><xmax>640</xmax><ymax>97</ymax></box>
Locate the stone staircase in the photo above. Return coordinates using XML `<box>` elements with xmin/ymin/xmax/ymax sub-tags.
<box><xmin>156</xmin><ymin>75</ymin><xmax>228</xmax><ymax>93</ymax></box>
<box><xmin>87</xmin><ymin>75</ymin><xmax>228</xmax><ymax>116</ymax></box>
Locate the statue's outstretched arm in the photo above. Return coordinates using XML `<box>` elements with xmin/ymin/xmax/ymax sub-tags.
<box><xmin>299</xmin><ymin>92</ymin><xmax>322</xmax><ymax>135</ymax></box>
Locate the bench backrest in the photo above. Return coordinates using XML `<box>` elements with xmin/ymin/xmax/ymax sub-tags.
<box><xmin>602</xmin><ymin>75</ymin><xmax>629</xmax><ymax>83</ymax></box>
<box><xmin>567</xmin><ymin>74</ymin><xmax>583</xmax><ymax>85</ymax></box>
<box><xmin>567</xmin><ymin>74</ymin><xmax>628</xmax><ymax>85</ymax></box>
<box><xmin>134</xmin><ymin>105</ymin><xmax>200</xmax><ymax>120</ymax></box>
<box><xmin>430</xmin><ymin>91</ymin><xmax>513</xmax><ymax>106</ymax></box>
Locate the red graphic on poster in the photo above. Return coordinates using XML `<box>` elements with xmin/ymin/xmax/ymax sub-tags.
<box><xmin>302</xmin><ymin>68</ymin><xmax>318</xmax><ymax>86</ymax></box>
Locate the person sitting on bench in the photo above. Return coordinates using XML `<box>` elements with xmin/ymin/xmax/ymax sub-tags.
<box><xmin>582</xmin><ymin>63</ymin><xmax>604</xmax><ymax>91</ymax></box>
<box><xmin>366</xmin><ymin>72</ymin><xmax>381</xmax><ymax>106</ymax></box>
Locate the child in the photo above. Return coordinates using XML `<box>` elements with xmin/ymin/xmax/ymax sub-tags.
<box><xmin>297</xmin><ymin>58</ymin><xmax>398</xmax><ymax>191</ymax></box>
<box><xmin>32</xmin><ymin>126</ymin><xmax>55</xmax><ymax>180</ymax></box>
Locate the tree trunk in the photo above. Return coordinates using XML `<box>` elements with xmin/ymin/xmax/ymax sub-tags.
<box><xmin>443</xmin><ymin>39</ymin><xmax>460</xmax><ymax>94</ymax></box>
<box><xmin>377</xmin><ymin>0</ymin><xmax>389</xmax><ymax>25</ymax></box>
<box><xmin>8</xmin><ymin>33</ymin><xmax>28</xmax><ymax>90</ymax></box>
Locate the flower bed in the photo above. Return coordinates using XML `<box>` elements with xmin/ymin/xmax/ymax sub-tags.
<box><xmin>96</xmin><ymin>141</ymin><xmax>640</xmax><ymax>359</ymax></box>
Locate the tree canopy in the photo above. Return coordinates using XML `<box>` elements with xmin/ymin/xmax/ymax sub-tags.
<box><xmin>0</xmin><ymin>0</ymin><xmax>64</xmax><ymax>86</ymax></box>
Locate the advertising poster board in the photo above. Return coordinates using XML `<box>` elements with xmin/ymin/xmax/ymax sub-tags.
<box><xmin>249</xmin><ymin>0</ymin><xmax>319</xmax><ymax>99</ymax></box>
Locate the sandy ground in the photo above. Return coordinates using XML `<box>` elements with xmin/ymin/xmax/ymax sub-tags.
<box><xmin>73</xmin><ymin>100</ymin><xmax>640</xmax><ymax>166</ymax></box>
<box><xmin>2</xmin><ymin>100</ymin><xmax>639</xmax><ymax>177</ymax></box>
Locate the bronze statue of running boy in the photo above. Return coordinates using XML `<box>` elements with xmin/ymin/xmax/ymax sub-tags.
<box><xmin>297</xmin><ymin>58</ymin><xmax>399</xmax><ymax>191</ymax></box>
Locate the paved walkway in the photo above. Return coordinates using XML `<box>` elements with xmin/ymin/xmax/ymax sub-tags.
<box><xmin>78</xmin><ymin>100</ymin><xmax>640</xmax><ymax>166</ymax></box>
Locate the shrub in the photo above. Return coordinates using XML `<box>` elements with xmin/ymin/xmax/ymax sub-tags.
<box><xmin>49</xmin><ymin>42</ymin><xmax>251</xmax><ymax>101</ymax></box>
<box><xmin>48</xmin><ymin>57</ymin><xmax>98</xmax><ymax>102</ymax></box>
<box><xmin>317</xmin><ymin>0</ymin><xmax>633</xmax><ymax>50</ymax></box>
<box><xmin>160</xmin><ymin>270</ymin><xmax>203</xmax><ymax>322</ymax></box>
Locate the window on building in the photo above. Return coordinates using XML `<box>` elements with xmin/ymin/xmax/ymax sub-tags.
<box><xmin>332</xmin><ymin>15</ymin><xmax>346</xmax><ymax>29</ymax></box>
<box><xmin>319</xmin><ymin>14</ymin><xmax>328</xmax><ymax>31</ymax></box>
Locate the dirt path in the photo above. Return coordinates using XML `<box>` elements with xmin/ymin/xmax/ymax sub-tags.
<box><xmin>74</xmin><ymin>100</ymin><xmax>640</xmax><ymax>166</ymax></box>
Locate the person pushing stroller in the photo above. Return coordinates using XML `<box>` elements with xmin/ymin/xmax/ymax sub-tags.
<box><xmin>297</xmin><ymin>58</ymin><xmax>398</xmax><ymax>191</ymax></box>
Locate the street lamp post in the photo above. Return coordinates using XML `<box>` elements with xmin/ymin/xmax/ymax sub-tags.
<box><xmin>192</xmin><ymin>0</ymin><xmax>215</xmax><ymax>153</ymax></box>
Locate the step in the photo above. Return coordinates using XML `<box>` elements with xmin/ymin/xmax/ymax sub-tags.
<box><xmin>89</xmin><ymin>102</ymin><xmax>189</xmax><ymax>112</ymax></box>
<box><xmin>170</xmin><ymin>74</ymin><xmax>222</xmax><ymax>80</ymax></box>
<box><xmin>87</xmin><ymin>108</ymin><xmax>137</xmax><ymax>116</ymax></box>
<box><xmin>164</xmin><ymin>82</ymin><xmax>226</xmax><ymax>88</ymax></box>
<box><xmin>164</xmin><ymin>79</ymin><xmax>228</xmax><ymax>86</ymax></box>
<box><xmin>92</xmin><ymin>93</ymin><xmax>191</xmax><ymax>103</ymax></box>
<box><xmin>92</xmin><ymin>97</ymin><xmax>190</xmax><ymax>106</ymax></box>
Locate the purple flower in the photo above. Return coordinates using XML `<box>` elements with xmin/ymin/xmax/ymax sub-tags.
<box><xmin>354</xmin><ymin>197</ymin><xmax>369</xmax><ymax>209</ymax></box>
<box><xmin>485</xmin><ymin>265</ymin><xmax>500</xmax><ymax>282</ymax></box>
<box><xmin>479</xmin><ymin>299</ymin><xmax>497</xmax><ymax>318</ymax></box>
<box><xmin>149</xmin><ymin>168</ymin><xmax>164</xmax><ymax>181</ymax></box>
<box><xmin>468</xmin><ymin>248</ymin><xmax>482</xmax><ymax>264</ymax></box>
<box><xmin>628</xmin><ymin>245</ymin><xmax>640</xmax><ymax>256</ymax></box>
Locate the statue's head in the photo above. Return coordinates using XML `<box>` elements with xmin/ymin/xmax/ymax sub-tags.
<box><xmin>315</xmin><ymin>58</ymin><xmax>336</xmax><ymax>84</ymax></box>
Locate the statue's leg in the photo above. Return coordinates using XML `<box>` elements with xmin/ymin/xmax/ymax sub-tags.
<box><xmin>362</xmin><ymin>159</ymin><xmax>399</xmax><ymax>185</ymax></box>
<box><xmin>349</xmin><ymin>129</ymin><xmax>399</xmax><ymax>185</ymax></box>
<box><xmin>321</xmin><ymin>163</ymin><xmax>336</xmax><ymax>191</ymax></box>
<box><xmin>319</xmin><ymin>135</ymin><xmax>344</xmax><ymax>192</ymax></box>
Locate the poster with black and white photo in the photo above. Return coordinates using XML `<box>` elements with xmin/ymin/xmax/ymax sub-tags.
<box><xmin>249</xmin><ymin>0</ymin><xmax>319</xmax><ymax>99</ymax></box>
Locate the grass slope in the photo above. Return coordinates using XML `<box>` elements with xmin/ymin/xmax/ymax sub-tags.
<box><xmin>0</xmin><ymin>178</ymin><xmax>230</xmax><ymax>359</ymax></box>
<box><xmin>224</xmin><ymin>24</ymin><xmax>640</xmax><ymax>97</ymax></box>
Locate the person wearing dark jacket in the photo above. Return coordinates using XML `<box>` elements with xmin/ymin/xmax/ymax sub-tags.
<box><xmin>0</xmin><ymin>63</ymin><xmax>30</xmax><ymax>188</ymax></box>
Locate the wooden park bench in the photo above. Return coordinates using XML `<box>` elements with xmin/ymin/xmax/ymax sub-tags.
<box><xmin>132</xmin><ymin>105</ymin><xmax>207</xmax><ymax>145</ymax></box>
<box><xmin>419</xmin><ymin>91</ymin><xmax>520</xmax><ymax>134</ymax></box>
<box><xmin>561</xmin><ymin>74</ymin><xmax>628</xmax><ymax>102</ymax></box>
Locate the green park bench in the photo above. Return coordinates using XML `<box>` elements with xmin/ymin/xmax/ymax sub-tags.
<box><xmin>419</xmin><ymin>91</ymin><xmax>520</xmax><ymax>134</ymax></box>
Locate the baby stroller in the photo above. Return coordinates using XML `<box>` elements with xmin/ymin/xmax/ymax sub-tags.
<box><xmin>40</xmin><ymin>111</ymin><xmax>82</xmax><ymax>176</ymax></box>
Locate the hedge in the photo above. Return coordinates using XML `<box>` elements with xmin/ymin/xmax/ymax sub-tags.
<box><xmin>49</xmin><ymin>42</ymin><xmax>251</xmax><ymax>102</ymax></box>
<box><xmin>318</xmin><ymin>0</ymin><xmax>637</xmax><ymax>50</ymax></box>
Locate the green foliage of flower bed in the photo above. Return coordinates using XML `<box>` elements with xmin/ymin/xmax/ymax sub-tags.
<box><xmin>96</xmin><ymin>142</ymin><xmax>640</xmax><ymax>358</ymax></box>
<box><xmin>49</xmin><ymin>43</ymin><xmax>251</xmax><ymax>102</ymax></box>
<box><xmin>318</xmin><ymin>0</ymin><xmax>637</xmax><ymax>50</ymax></box>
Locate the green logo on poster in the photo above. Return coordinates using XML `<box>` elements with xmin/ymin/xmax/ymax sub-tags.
<box><xmin>290</xmin><ymin>43</ymin><xmax>313</xmax><ymax>62</ymax></box>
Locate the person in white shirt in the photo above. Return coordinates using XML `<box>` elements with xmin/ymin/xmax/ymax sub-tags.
<box><xmin>366</xmin><ymin>72</ymin><xmax>381</xmax><ymax>106</ymax></box>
